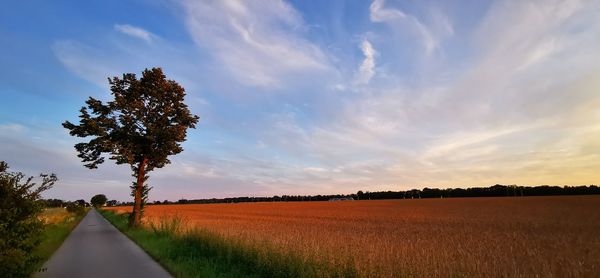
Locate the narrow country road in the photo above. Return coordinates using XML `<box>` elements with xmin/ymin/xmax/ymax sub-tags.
<box><xmin>37</xmin><ymin>209</ymin><xmax>171</xmax><ymax>278</ymax></box>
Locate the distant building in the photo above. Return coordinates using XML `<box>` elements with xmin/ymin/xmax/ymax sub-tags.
<box><xmin>329</xmin><ymin>197</ymin><xmax>354</xmax><ymax>201</ymax></box>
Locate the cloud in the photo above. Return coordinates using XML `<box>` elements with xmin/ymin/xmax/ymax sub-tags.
<box><xmin>419</xmin><ymin>123</ymin><xmax>545</xmax><ymax>164</ymax></box>
<box><xmin>0</xmin><ymin>122</ymin><xmax>134</xmax><ymax>201</ymax></box>
<box><xmin>369</xmin><ymin>0</ymin><xmax>406</xmax><ymax>22</ymax></box>
<box><xmin>181</xmin><ymin>0</ymin><xmax>332</xmax><ymax>88</ymax></box>
<box><xmin>0</xmin><ymin>123</ymin><xmax>26</xmax><ymax>133</ymax></box>
<box><xmin>444</xmin><ymin>0</ymin><xmax>596</xmax><ymax>122</ymax></box>
<box><xmin>369</xmin><ymin>0</ymin><xmax>454</xmax><ymax>55</ymax></box>
<box><xmin>354</xmin><ymin>39</ymin><xmax>376</xmax><ymax>85</ymax></box>
<box><xmin>114</xmin><ymin>24</ymin><xmax>156</xmax><ymax>43</ymax></box>
<box><xmin>51</xmin><ymin>35</ymin><xmax>209</xmax><ymax>102</ymax></box>
<box><xmin>52</xmin><ymin>40</ymin><xmax>121</xmax><ymax>88</ymax></box>
<box><xmin>248</xmin><ymin>0</ymin><xmax>600</xmax><ymax>189</ymax></box>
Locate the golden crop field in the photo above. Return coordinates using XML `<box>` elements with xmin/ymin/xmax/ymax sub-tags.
<box><xmin>39</xmin><ymin>207</ymin><xmax>74</xmax><ymax>225</ymax></box>
<box><xmin>106</xmin><ymin>196</ymin><xmax>600</xmax><ymax>277</ymax></box>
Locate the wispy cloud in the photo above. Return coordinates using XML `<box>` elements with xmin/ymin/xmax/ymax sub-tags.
<box><xmin>369</xmin><ymin>0</ymin><xmax>406</xmax><ymax>22</ymax></box>
<box><xmin>246</xmin><ymin>0</ymin><xmax>600</xmax><ymax>189</ymax></box>
<box><xmin>114</xmin><ymin>24</ymin><xmax>156</xmax><ymax>43</ymax></box>
<box><xmin>369</xmin><ymin>0</ymin><xmax>453</xmax><ymax>55</ymax></box>
<box><xmin>354</xmin><ymin>39</ymin><xmax>376</xmax><ymax>85</ymax></box>
<box><xmin>0</xmin><ymin>123</ymin><xmax>26</xmax><ymax>133</ymax></box>
<box><xmin>52</xmin><ymin>40</ymin><xmax>121</xmax><ymax>88</ymax></box>
<box><xmin>181</xmin><ymin>0</ymin><xmax>332</xmax><ymax>88</ymax></box>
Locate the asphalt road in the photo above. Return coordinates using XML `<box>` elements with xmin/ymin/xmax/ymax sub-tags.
<box><xmin>37</xmin><ymin>209</ymin><xmax>171</xmax><ymax>278</ymax></box>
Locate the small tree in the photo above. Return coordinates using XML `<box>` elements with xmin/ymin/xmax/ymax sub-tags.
<box><xmin>63</xmin><ymin>68</ymin><xmax>199</xmax><ymax>226</ymax></box>
<box><xmin>0</xmin><ymin>161</ymin><xmax>57</xmax><ymax>276</ymax></box>
<box><xmin>90</xmin><ymin>194</ymin><xmax>107</xmax><ymax>207</ymax></box>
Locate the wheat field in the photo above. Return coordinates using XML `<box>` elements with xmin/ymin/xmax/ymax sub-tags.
<box><xmin>38</xmin><ymin>207</ymin><xmax>74</xmax><ymax>225</ymax></box>
<box><xmin>106</xmin><ymin>196</ymin><xmax>600</xmax><ymax>277</ymax></box>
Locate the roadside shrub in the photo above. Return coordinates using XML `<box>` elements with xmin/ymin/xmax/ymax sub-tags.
<box><xmin>66</xmin><ymin>203</ymin><xmax>85</xmax><ymax>215</ymax></box>
<box><xmin>0</xmin><ymin>161</ymin><xmax>57</xmax><ymax>277</ymax></box>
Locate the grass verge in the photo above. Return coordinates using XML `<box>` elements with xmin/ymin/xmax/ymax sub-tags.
<box><xmin>34</xmin><ymin>208</ymin><xmax>88</xmax><ymax>272</ymax></box>
<box><xmin>99</xmin><ymin>210</ymin><xmax>357</xmax><ymax>278</ymax></box>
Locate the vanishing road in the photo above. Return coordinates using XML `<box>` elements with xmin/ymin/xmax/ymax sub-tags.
<box><xmin>37</xmin><ymin>209</ymin><xmax>171</xmax><ymax>278</ymax></box>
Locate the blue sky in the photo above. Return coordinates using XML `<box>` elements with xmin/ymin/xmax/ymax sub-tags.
<box><xmin>1</xmin><ymin>0</ymin><xmax>599</xmax><ymax>202</ymax></box>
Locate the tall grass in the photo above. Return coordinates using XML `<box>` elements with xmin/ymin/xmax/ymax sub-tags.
<box><xmin>100</xmin><ymin>210</ymin><xmax>357</xmax><ymax>278</ymax></box>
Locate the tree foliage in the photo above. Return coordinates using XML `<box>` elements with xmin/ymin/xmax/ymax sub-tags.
<box><xmin>63</xmin><ymin>67</ymin><xmax>199</xmax><ymax>226</ymax></box>
<box><xmin>0</xmin><ymin>161</ymin><xmax>57</xmax><ymax>277</ymax></box>
<box><xmin>66</xmin><ymin>203</ymin><xmax>85</xmax><ymax>215</ymax></box>
<box><xmin>90</xmin><ymin>194</ymin><xmax>108</xmax><ymax>207</ymax></box>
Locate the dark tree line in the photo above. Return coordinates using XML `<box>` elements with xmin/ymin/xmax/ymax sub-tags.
<box><xmin>40</xmin><ymin>199</ymin><xmax>90</xmax><ymax>208</ymax></box>
<box><xmin>41</xmin><ymin>198</ymin><xmax>122</xmax><ymax>208</ymax></box>
<box><xmin>356</xmin><ymin>184</ymin><xmax>600</xmax><ymax>199</ymax></box>
<box><xmin>120</xmin><ymin>184</ymin><xmax>598</xmax><ymax>206</ymax></box>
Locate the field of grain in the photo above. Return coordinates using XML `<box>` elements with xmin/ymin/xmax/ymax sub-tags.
<box><xmin>38</xmin><ymin>207</ymin><xmax>75</xmax><ymax>225</ymax></box>
<box><xmin>106</xmin><ymin>196</ymin><xmax>600</xmax><ymax>277</ymax></box>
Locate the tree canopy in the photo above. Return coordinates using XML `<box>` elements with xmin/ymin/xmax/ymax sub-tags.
<box><xmin>63</xmin><ymin>67</ymin><xmax>199</xmax><ymax>226</ymax></box>
<box><xmin>90</xmin><ymin>194</ymin><xmax>108</xmax><ymax>207</ymax></box>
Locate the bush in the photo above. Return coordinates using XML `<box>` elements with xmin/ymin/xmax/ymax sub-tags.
<box><xmin>66</xmin><ymin>203</ymin><xmax>85</xmax><ymax>215</ymax></box>
<box><xmin>0</xmin><ymin>161</ymin><xmax>57</xmax><ymax>277</ymax></box>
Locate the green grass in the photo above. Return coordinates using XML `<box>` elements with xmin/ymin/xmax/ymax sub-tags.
<box><xmin>99</xmin><ymin>210</ymin><xmax>357</xmax><ymax>278</ymax></box>
<box><xmin>34</xmin><ymin>208</ymin><xmax>87</xmax><ymax>272</ymax></box>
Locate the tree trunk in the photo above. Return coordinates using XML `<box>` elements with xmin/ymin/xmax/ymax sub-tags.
<box><xmin>130</xmin><ymin>158</ymin><xmax>148</xmax><ymax>227</ymax></box>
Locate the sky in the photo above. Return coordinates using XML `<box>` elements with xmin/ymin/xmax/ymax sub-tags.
<box><xmin>1</xmin><ymin>0</ymin><xmax>599</xmax><ymax>202</ymax></box>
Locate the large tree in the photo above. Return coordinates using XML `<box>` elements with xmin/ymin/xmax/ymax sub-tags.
<box><xmin>63</xmin><ymin>68</ymin><xmax>199</xmax><ymax>226</ymax></box>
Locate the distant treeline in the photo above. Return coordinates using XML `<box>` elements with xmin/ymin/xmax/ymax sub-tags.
<box><xmin>44</xmin><ymin>184</ymin><xmax>599</xmax><ymax>207</ymax></box>
<box><xmin>42</xmin><ymin>198</ymin><xmax>87</xmax><ymax>208</ymax></box>
<box><xmin>41</xmin><ymin>198</ymin><xmax>118</xmax><ymax>208</ymax></box>
<box><xmin>155</xmin><ymin>184</ymin><xmax>600</xmax><ymax>205</ymax></box>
